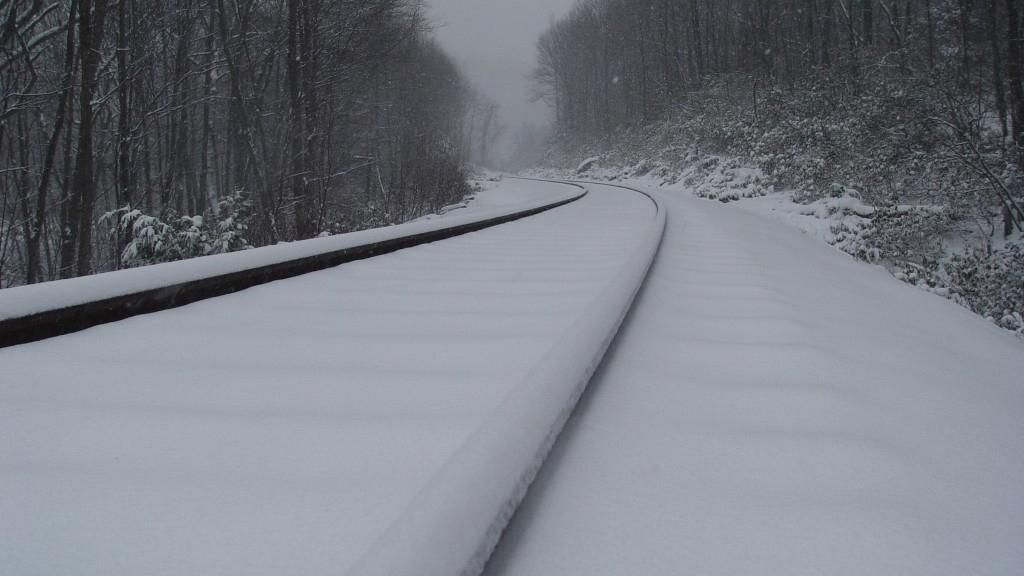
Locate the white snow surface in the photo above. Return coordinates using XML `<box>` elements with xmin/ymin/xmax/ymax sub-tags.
<box><xmin>486</xmin><ymin>185</ymin><xmax>1024</xmax><ymax>576</ymax></box>
<box><xmin>0</xmin><ymin>178</ymin><xmax>581</xmax><ymax>321</ymax></box>
<box><xmin>0</xmin><ymin>180</ymin><xmax>656</xmax><ymax>575</ymax></box>
<box><xmin>6</xmin><ymin>175</ymin><xmax>1023</xmax><ymax>576</ymax></box>
<box><xmin>576</xmin><ymin>156</ymin><xmax>601</xmax><ymax>174</ymax></box>
<box><xmin>348</xmin><ymin>187</ymin><xmax>663</xmax><ymax>576</ymax></box>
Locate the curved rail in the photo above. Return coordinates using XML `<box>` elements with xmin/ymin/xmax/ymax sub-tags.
<box><xmin>0</xmin><ymin>183</ymin><xmax>585</xmax><ymax>349</ymax></box>
<box><xmin>346</xmin><ymin>181</ymin><xmax>665</xmax><ymax>576</ymax></box>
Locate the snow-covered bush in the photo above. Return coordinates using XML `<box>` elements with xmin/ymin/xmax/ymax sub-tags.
<box><xmin>105</xmin><ymin>192</ymin><xmax>254</xmax><ymax>268</ymax></box>
<box><xmin>947</xmin><ymin>244</ymin><xmax>1024</xmax><ymax>334</ymax></box>
<box><xmin>210</xmin><ymin>192</ymin><xmax>254</xmax><ymax>254</ymax></box>
<box><xmin>684</xmin><ymin>156</ymin><xmax>770</xmax><ymax>203</ymax></box>
<box><xmin>862</xmin><ymin>206</ymin><xmax>953</xmax><ymax>273</ymax></box>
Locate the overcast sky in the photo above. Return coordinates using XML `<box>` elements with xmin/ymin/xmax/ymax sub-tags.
<box><xmin>426</xmin><ymin>0</ymin><xmax>578</xmax><ymax>161</ymax></box>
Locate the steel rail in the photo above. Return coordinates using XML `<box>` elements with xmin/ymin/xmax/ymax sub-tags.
<box><xmin>0</xmin><ymin>184</ymin><xmax>586</xmax><ymax>349</ymax></box>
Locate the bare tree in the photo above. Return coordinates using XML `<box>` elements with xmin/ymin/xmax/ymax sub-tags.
<box><xmin>0</xmin><ymin>0</ymin><xmax>475</xmax><ymax>286</ymax></box>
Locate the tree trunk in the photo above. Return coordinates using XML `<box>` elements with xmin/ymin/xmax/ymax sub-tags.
<box><xmin>63</xmin><ymin>0</ymin><xmax>108</xmax><ymax>278</ymax></box>
<box><xmin>114</xmin><ymin>0</ymin><xmax>131</xmax><ymax>269</ymax></box>
<box><xmin>989</xmin><ymin>0</ymin><xmax>1009</xmax><ymax>143</ymax></box>
<box><xmin>690</xmin><ymin>0</ymin><xmax>705</xmax><ymax>78</ymax></box>
<box><xmin>823</xmin><ymin>0</ymin><xmax>833</xmax><ymax>67</ymax></box>
<box><xmin>925</xmin><ymin>0</ymin><xmax>936</xmax><ymax>68</ymax></box>
<box><xmin>288</xmin><ymin>0</ymin><xmax>312</xmax><ymax>239</ymax></box>
<box><xmin>199</xmin><ymin>20</ymin><xmax>213</xmax><ymax>212</ymax></box>
<box><xmin>27</xmin><ymin>0</ymin><xmax>77</xmax><ymax>284</ymax></box>
<box><xmin>959</xmin><ymin>0</ymin><xmax>974</xmax><ymax>74</ymax></box>
<box><xmin>1006</xmin><ymin>0</ymin><xmax>1024</xmax><ymax>148</ymax></box>
<box><xmin>863</xmin><ymin>0</ymin><xmax>874</xmax><ymax>45</ymax></box>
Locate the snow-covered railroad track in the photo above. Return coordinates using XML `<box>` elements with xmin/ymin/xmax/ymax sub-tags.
<box><xmin>0</xmin><ymin>179</ymin><xmax>664</xmax><ymax>576</ymax></box>
<box><xmin>485</xmin><ymin>185</ymin><xmax>1024</xmax><ymax>576</ymax></box>
<box><xmin>0</xmin><ymin>182</ymin><xmax>585</xmax><ymax>349</ymax></box>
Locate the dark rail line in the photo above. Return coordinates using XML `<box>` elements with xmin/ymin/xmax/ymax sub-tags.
<box><xmin>0</xmin><ymin>187</ymin><xmax>585</xmax><ymax>349</ymax></box>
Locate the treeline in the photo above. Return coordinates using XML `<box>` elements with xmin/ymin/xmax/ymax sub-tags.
<box><xmin>0</xmin><ymin>0</ymin><xmax>477</xmax><ymax>287</ymax></box>
<box><xmin>536</xmin><ymin>0</ymin><xmax>1024</xmax><ymax>139</ymax></box>
<box><xmin>535</xmin><ymin>0</ymin><xmax>1024</xmax><ymax>229</ymax></box>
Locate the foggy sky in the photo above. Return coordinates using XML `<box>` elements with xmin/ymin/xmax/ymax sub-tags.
<box><xmin>427</xmin><ymin>0</ymin><xmax>578</xmax><ymax>162</ymax></box>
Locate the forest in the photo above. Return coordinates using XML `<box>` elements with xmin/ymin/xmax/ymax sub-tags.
<box><xmin>534</xmin><ymin>0</ymin><xmax>1024</xmax><ymax>331</ymax></box>
<box><xmin>0</xmin><ymin>0</ymin><xmax>497</xmax><ymax>287</ymax></box>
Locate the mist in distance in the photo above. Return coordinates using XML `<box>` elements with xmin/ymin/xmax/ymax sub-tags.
<box><xmin>427</xmin><ymin>0</ymin><xmax>578</xmax><ymax>168</ymax></box>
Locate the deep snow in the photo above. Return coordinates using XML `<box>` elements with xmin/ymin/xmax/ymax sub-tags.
<box><xmin>486</xmin><ymin>185</ymin><xmax>1024</xmax><ymax>576</ymax></box>
<box><xmin>0</xmin><ymin>180</ymin><xmax>655</xmax><ymax>576</ymax></box>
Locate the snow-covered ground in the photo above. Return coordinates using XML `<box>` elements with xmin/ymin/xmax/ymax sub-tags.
<box><xmin>486</xmin><ymin>185</ymin><xmax>1024</xmax><ymax>576</ymax></box>
<box><xmin>349</xmin><ymin>184</ymin><xmax>663</xmax><ymax>576</ymax></box>
<box><xmin>5</xmin><ymin>176</ymin><xmax>1022</xmax><ymax>576</ymax></box>
<box><xmin>0</xmin><ymin>180</ymin><xmax>656</xmax><ymax>576</ymax></box>
<box><xmin>537</xmin><ymin>158</ymin><xmax>1024</xmax><ymax>335</ymax></box>
<box><xmin>423</xmin><ymin>176</ymin><xmax>567</xmax><ymax>218</ymax></box>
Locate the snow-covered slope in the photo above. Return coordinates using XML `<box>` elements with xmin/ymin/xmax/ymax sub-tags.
<box><xmin>487</xmin><ymin>185</ymin><xmax>1024</xmax><ymax>576</ymax></box>
<box><xmin>0</xmin><ymin>180</ymin><xmax>655</xmax><ymax>576</ymax></box>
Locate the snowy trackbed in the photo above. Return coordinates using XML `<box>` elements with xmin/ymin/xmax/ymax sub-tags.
<box><xmin>485</xmin><ymin>185</ymin><xmax>1024</xmax><ymax>576</ymax></box>
<box><xmin>0</xmin><ymin>183</ymin><xmax>584</xmax><ymax>348</ymax></box>
<box><xmin>6</xmin><ymin>179</ymin><xmax>1021</xmax><ymax>576</ymax></box>
<box><xmin>347</xmin><ymin>182</ymin><xmax>663</xmax><ymax>576</ymax></box>
<box><xmin>0</xmin><ymin>179</ymin><xmax>663</xmax><ymax>576</ymax></box>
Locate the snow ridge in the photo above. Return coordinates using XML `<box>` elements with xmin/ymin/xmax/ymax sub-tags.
<box><xmin>345</xmin><ymin>185</ymin><xmax>665</xmax><ymax>576</ymax></box>
<box><xmin>0</xmin><ymin>185</ymin><xmax>585</xmax><ymax>344</ymax></box>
